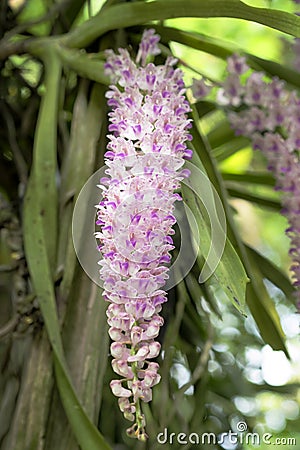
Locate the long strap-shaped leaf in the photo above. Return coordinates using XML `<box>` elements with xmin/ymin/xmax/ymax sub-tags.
<box><xmin>62</xmin><ymin>0</ymin><xmax>300</xmax><ymax>48</ymax></box>
<box><xmin>182</xmin><ymin>150</ymin><xmax>249</xmax><ymax>316</ymax></box>
<box><xmin>23</xmin><ymin>50</ymin><xmax>112</xmax><ymax>450</ymax></box>
<box><xmin>154</xmin><ymin>26</ymin><xmax>300</xmax><ymax>88</ymax></box>
<box><xmin>190</xmin><ymin>106</ymin><xmax>289</xmax><ymax>357</ymax></box>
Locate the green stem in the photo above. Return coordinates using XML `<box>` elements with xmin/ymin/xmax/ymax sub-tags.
<box><xmin>125</xmin><ymin>334</ymin><xmax>148</xmax><ymax>441</ymax></box>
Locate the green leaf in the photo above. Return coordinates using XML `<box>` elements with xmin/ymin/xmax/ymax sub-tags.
<box><xmin>29</xmin><ymin>50</ymin><xmax>60</xmax><ymax>272</ymax></box>
<box><xmin>222</xmin><ymin>172</ymin><xmax>275</xmax><ymax>186</ymax></box>
<box><xmin>154</xmin><ymin>25</ymin><xmax>232</xmax><ymax>60</ymax></box>
<box><xmin>182</xmin><ymin>151</ymin><xmax>249</xmax><ymax>315</ymax></box>
<box><xmin>246</xmin><ymin>54</ymin><xmax>300</xmax><ymax>89</ymax></box>
<box><xmin>17</xmin><ymin>0</ymin><xmax>51</xmax><ymax>36</ymax></box>
<box><xmin>53</xmin><ymin>356</ymin><xmax>112</xmax><ymax>450</ymax></box>
<box><xmin>62</xmin><ymin>0</ymin><xmax>300</xmax><ymax>49</ymax></box>
<box><xmin>58</xmin><ymin>82</ymin><xmax>106</xmax><ymax>300</ymax></box>
<box><xmin>190</xmin><ymin>106</ymin><xmax>288</xmax><ymax>353</ymax></box>
<box><xmin>23</xmin><ymin>193</ymin><xmax>112</xmax><ymax>450</ymax></box>
<box><xmin>207</xmin><ymin>120</ymin><xmax>236</xmax><ymax>150</ymax></box>
<box><xmin>23</xmin><ymin>51</ymin><xmax>112</xmax><ymax>450</ymax></box>
<box><xmin>221</xmin><ymin>170</ymin><xmax>280</xmax><ymax>211</ymax></box>
<box><xmin>213</xmin><ymin>136</ymin><xmax>250</xmax><ymax>162</ymax></box>
<box><xmin>195</xmin><ymin>101</ymin><xmax>218</xmax><ymax>118</ymax></box>
<box><xmin>214</xmin><ymin>239</ymin><xmax>249</xmax><ymax>315</ymax></box>
<box><xmin>245</xmin><ymin>244</ymin><xmax>296</xmax><ymax>302</ymax></box>
<box><xmin>189</xmin><ymin>106</ymin><xmax>240</xmax><ymax>248</ymax></box>
<box><xmin>153</xmin><ymin>26</ymin><xmax>300</xmax><ymax>89</ymax></box>
<box><xmin>246</xmin><ymin>264</ymin><xmax>289</xmax><ymax>358</ymax></box>
<box><xmin>226</xmin><ymin>185</ymin><xmax>282</xmax><ymax>211</ymax></box>
<box><xmin>185</xmin><ymin>271</ymin><xmax>222</xmax><ymax>319</ymax></box>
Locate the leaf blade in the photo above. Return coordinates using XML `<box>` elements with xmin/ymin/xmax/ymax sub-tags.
<box><xmin>62</xmin><ymin>0</ymin><xmax>300</xmax><ymax>49</ymax></box>
<box><xmin>23</xmin><ymin>51</ymin><xmax>112</xmax><ymax>450</ymax></box>
<box><xmin>190</xmin><ymin>106</ymin><xmax>288</xmax><ymax>353</ymax></box>
<box><xmin>182</xmin><ymin>151</ymin><xmax>249</xmax><ymax>315</ymax></box>
<box><xmin>246</xmin><ymin>244</ymin><xmax>296</xmax><ymax>302</ymax></box>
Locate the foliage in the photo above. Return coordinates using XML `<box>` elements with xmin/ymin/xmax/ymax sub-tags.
<box><xmin>0</xmin><ymin>1</ymin><xmax>299</xmax><ymax>449</ymax></box>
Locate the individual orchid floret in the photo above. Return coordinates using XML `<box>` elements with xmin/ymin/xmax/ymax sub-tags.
<box><xmin>136</xmin><ymin>28</ymin><xmax>161</xmax><ymax>66</ymax></box>
<box><xmin>216</xmin><ymin>73</ymin><xmax>244</xmax><ymax>106</ymax></box>
<box><xmin>227</xmin><ymin>53</ymin><xmax>249</xmax><ymax>75</ymax></box>
<box><xmin>97</xmin><ymin>29</ymin><xmax>192</xmax><ymax>440</ymax></box>
<box><xmin>191</xmin><ymin>78</ymin><xmax>212</xmax><ymax>100</ymax></box>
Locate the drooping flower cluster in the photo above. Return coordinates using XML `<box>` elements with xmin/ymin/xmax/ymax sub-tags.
<box><xmin>96</xmin><ymin>29</ymin><xmax>192</xmax><ymax>440</ymax></box>
<box><xmin>193</xmin><ymin>54</ymin><xmax>300</xmax><ymax>306</ymax></box>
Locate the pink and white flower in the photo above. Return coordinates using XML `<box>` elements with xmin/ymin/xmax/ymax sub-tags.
<box><xmin>96</xmin><ymin>29</ymin><xmax>192</xmax><ymax>440</ymax></box>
